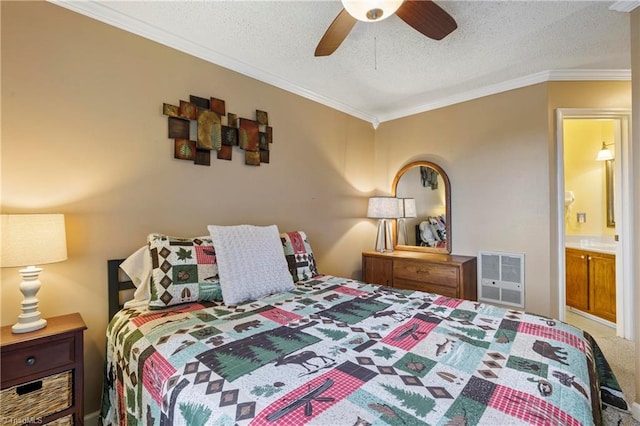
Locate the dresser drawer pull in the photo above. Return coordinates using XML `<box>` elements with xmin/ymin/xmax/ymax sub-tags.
<box><xmin>16</xmin><ymin>380</ymin><xmax>43</xmax><ymax>396</ymax></box>
<box><xmin>26</xmin><ymin>356</ymin><xmax>36</xmax><ymax>366</ymax></box>
<box><xmin>416</xmin><ymin>269</ymin><xmax>429</xmax><ymax>274</ymax></box>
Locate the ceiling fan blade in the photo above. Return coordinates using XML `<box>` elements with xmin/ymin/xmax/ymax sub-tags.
<box><xmin>396</xmin><ymin>0</ymin><xmax>457</xmax><ymax>41</ymax></box>
<box><xmin>314</xmin><ymin>9</ymin><xmax>357</xmax><ymax>57</ymax></box>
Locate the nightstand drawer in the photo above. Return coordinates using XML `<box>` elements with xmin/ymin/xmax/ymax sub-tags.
<box><xmin>0</xmin><ymin>370</ymin><xmax>72</xmax><ymax>420</ymax></box>
<box><xmin>0</xmin><ymin>314</ymin><xmax>86</xmax><ymax>425</ymax></box>
<box><xmin>394</xmin><ymin>260</ymin><xmax>458</xmax><ymax>287</ymax></box>
<box><xmin>1</xmin><ymin>336</ymin><xmax>75</xmax><ymax>383</ymax></box>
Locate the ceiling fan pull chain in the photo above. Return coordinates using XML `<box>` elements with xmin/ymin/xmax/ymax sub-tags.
<box><xmin>374</xmin><ymin>36</ymin><xmax>378</xmax><ymax>71</ymax></box>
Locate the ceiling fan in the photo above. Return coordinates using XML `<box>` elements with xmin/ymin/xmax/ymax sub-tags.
<box><xmin>315</xmin><ymin>0</ymin><xmax>457</xmax><ymax>57</ymax></box>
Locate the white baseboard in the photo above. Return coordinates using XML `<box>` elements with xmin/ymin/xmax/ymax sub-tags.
<box><xmin>631</xmin><ymin>402</ymin><xmax>640</xmax><ymax>422</ymax></box>
<box><xmin>85</xmin><ymin>411</ymin><xmax>100</xmax><ymax>426</ymax></box>
<box><xmin>566</xmin><ymin>306</ymin><xmax>616</xmax><ymax>328</ymax></box>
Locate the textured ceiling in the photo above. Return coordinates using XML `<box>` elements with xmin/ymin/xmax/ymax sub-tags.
<box><xmin>52</xmin><ymin>1</ymin><xmax>634</xmax><ymax>126</ymax></box>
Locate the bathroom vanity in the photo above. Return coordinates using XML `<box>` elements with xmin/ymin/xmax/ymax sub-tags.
<box><xmin>565</xmin><ymin>246</ymin><xmax>616</xmax><ymax>323</ymax></box>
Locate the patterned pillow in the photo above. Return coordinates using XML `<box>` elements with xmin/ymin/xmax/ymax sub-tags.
<box><xmin>280</xmin><ymin>231</ymin><xmax>319</xmax><ymax>282</ymax></box>
<box><xmin>147</xmin><ymin>233</ymin><xmax>221</xmax><ymax>309</ymax></box>
<box><xmin>208</xmin><ymin>224</ymin><xmax>294</xmax><ymax>305</ymax></box>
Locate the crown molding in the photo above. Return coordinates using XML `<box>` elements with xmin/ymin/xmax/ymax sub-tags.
<box><xmin>49</xmin><ymin>0</ymin><xmax>378</xmax><ymax>125</ymax></box>
<box><xmin>376</xmin><ymin>69</ymin><xmax>631</xmax><ymax>124</ymax></box>
<box><xmin>48</xmin><ymin>1</ymin><xmax>633</xmax><ymax>128</ymax></box>
<box><xmin>609</xmin><ymin>1</ymin><xmax>640</xmax><ymax>12</ymax></box>
<box><xmin>547</xmin><ymin>69</ymin><xmax>632</xmax><ymax>80</ymax></box>
<box><xmin>376</xmin><ymin>71</ymin><xmax>553</xmax><ymax>123</ymax></box>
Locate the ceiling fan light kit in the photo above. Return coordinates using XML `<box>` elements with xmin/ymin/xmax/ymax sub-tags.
<box><xmin>316</xmin><ymin>0</ymin><xmax>457</xmax><ymax>57</ymax></box>
<box><xmin>341</xmin><ymin>0</ymin><xmax>404</xmax><ymax>22</ymax></box>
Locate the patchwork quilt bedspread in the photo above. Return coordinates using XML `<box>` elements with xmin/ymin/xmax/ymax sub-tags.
<box><xmin>101</xmin><ymin>275</ymin><xmax>612</xmax><ymax>425</ymax></box>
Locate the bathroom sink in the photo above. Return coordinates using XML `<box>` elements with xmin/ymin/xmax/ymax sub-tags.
<box><xmin>577</xmin><ymin>240</ymin><xmax>617</xmax><ymax>253</ymax></box>
<box><xmin>565</xmin><ymin>237</ymin><xmax>617</xmax><ymax>254</ymax></box>
<box><xmin>581</xmin><ymin>241</ymin><xmax>616</xmax><ymax>249</ymax></box>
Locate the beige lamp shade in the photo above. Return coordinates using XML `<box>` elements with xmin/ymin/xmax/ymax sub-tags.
<box><xmin>398</xmin><ymin>198</ymin><xmax>417</xmax><ymax>218</ymax></box>
<box><xmin>1</xmin><ymin>214</ymin><xmax>68</xmax><ymax>267</ymax></box>
<box><xmin>367</xmin><ymin>197</ymin><xmax>399</xmax><ymax>253</ymax></box>
<box><xmin>367</xmin><ymin>196</ymin><xmax>400</xmax><ymax>219</ymax></box>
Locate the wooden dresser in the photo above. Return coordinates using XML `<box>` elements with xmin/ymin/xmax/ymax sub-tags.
<box><xmin>1</xmin><ymin>313</ymin><xmax>86</xmax><ymax>425</ymax></box>
<box><xmin>362</xmin><ymin>250</ymin><xmax>478</xmax><ymax>301</ymax></box>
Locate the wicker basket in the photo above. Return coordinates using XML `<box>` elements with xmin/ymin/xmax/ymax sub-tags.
<box><xmin>0</xmin><ymin>371</ymin><xmax>72</xmax><ymax>421</ymax></box>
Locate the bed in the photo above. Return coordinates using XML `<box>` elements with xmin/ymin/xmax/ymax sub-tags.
<box><xmin>100</xmin><ymin>227</ymin><xmax>629</xmax><ymax>425</ymax></box>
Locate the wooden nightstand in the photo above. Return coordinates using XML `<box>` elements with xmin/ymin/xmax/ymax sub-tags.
<box><xmin>362</xmin><ymin>250</ymin><xmax>478</xmax><ymax>301</ymax></box>
<box><xmin>1</xmin><ymin>313</ymin><xmax>86</xmax><ymax>425</ymax></box>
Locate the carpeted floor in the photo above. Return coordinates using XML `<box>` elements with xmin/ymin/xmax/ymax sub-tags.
<box><xmin>595</xmin><ymin>335</ymin><xmax>639</xmax><ymax>426</ymax></box>
<box><xmin>564</xmin><ymin>310</ymin><xmax>638</xmax><ymax>425</ymax></box>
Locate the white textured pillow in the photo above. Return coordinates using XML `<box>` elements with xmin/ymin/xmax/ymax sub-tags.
<box><xmin>208</xmin><ymin>224</ymin><xmax>294</xmax><ymax>305</ymax></box>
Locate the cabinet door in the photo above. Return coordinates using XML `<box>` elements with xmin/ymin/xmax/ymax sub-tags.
<box><xmin>362</xmin><ymin>255</ymin><xmax>393</xmax><ymax>287</ymax></box>
<box><xmin>589</xmin><ymin>252</ymin><xmax>616</xmax><ymax>322</ymax></box>
<box><xmin>565</xmin><ymin>249</ymin><xmax>589</xmax><ymax>311</ymax></box>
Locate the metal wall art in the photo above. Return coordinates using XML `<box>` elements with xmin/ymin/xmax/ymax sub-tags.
<box><xmin>163</xmin><ymin>95</ymin><xmax>272</xmax><ymax>166</ymax></box>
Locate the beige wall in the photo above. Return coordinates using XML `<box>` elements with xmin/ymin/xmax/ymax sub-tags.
<box><xmin>563</xmin><ymin>119</ymin><xmax>616</xmax><ymax>236</ymax></box>
<box><xmin>376</xmin><ymin>80</ymin><xmax>631</xmax><ymax>325</ymax></box>
<box><xmin>2</xmin><ymin>0</ymin><xmax>638</xmax><ymax>418</ymax></box>
<box><xmin>546</xmin><ymin>81</ymin><xmax>632</xmax><ymax>321</ymax></box>
<box><xmin>0</xmin><ymin>1</ymin><xmax>376</xmax><ymax>414</ymax></box>
<box><xmin>377</xmin><ymin>84</ymin><xmax>553</xmax><ymax>316</ymax></box>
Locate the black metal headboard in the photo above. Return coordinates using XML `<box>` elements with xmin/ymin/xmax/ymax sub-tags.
<box><xmin>108</xmin><ymin>259</ymin><xmax>135</xmax><ymax>320</ymax></box>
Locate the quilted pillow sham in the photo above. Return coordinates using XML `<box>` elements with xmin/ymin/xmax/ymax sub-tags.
<box><xmin>208</xmin><ymin>224</ymin><xmax>294</xmax><ymax>306</ymax></box>
<box><xmin>280</xmin><ymin>231</ymin><xmax>319</xmax><ymax>282</ymax></box>
<box><xmin>147</xmin><ymin>233</ymin><xmax>221</xmax><ymax>309</ymax></box>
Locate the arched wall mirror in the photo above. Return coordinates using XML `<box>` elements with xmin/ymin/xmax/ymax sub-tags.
<box><xmin>391</xmin><ymin>161</ymin><xmax>451</xmax><ymax>254</ymax></box>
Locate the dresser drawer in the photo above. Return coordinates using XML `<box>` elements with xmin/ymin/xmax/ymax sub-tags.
<box><xmin>394</xmin><ymin>278</ymin><xmax>458</xmax><ymax>297</ymax></box>
<box><xmin>362</xmin><ymin>252</ymin><xmax>477</xmax><ymax>301</ymax></box>
<box><xmin>1</xmin><ymin>336</ymin><xmax>75</xmax><ymax>384</ymax></box>
<box><xmin>394</xmin><ymin>260</ymin><xmax>458</xmax><ymax>287</ymax></box>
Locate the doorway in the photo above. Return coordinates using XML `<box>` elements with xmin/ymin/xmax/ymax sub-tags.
<box><xmin>556</xmin><ymin>108</ymin><xmax>633</xmax><ymax>339</ymax></box>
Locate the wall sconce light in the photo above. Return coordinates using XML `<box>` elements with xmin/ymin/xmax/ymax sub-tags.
<box><xmin>341</xmin><ymin>0</ymin><xmax>403</xmax><ymax>22</ymax></box>
<box><xmin>1</xmin><ymin>214</ymin><xmax>68</xmax><ymax>333</ymax></box>
<box><xmin>595</xmin><ymin>141</ymin><xmax>614</xmax><ymax>161</ymax></box>
<box><xmin>367</xmin><ymin>196</ymin><xmax>400</xmax><ymax>252</ymax></box>
<box><xmin>397</xmin><ymin>198</ymin><xmax>416</xmax><ymax>245</ymax></box>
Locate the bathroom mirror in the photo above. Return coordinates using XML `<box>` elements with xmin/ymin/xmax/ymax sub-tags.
<box><xmin>392</xmin><ymin>161</ymin><xmax>451</xmax><ymax>254</ymax></box>
<box><xmin>606</xmin><ymin>159</ymin><xmax>615</xmax><ymax>227</ymax></box>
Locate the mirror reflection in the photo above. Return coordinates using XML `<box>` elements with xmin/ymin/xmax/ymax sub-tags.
<box><xmin>392</xmin><ymin>161</ymin><xmax>451</xmax><ymax>254</ymax></box>
<box><xmin>605</xmin><ymin>159</ymin><xmax>615</xmax><ymax>227</ymax></box>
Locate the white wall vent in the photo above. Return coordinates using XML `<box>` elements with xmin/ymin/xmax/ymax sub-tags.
<box><xmin>478</xmin><ymin>251</ymin><xmax>525</xmax><ymax>308</ymax></box>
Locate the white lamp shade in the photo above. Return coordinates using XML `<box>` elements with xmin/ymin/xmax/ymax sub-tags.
<box><xmin>1</xmin><ymin>214</ymin><xmax>68</xmax><ymax>267</ymax></box>
<box><xmin>367</xmin><ymin>197</ymin><xmax>400</xmax><ymax>219</ymax></box>
<box><xmin>398</xmin><ymin>198</ymin><xmax>417</xmax><ymax>218</ymax></box>
<box><xmin>595</xmin><ymin>142</ymin><xmax>614</xmax><ymax>161</ymax></box>
<box><xmin>341</xmin><ymin>0</ymin><xmax>404</xmax><ymax>22</ymax></box>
